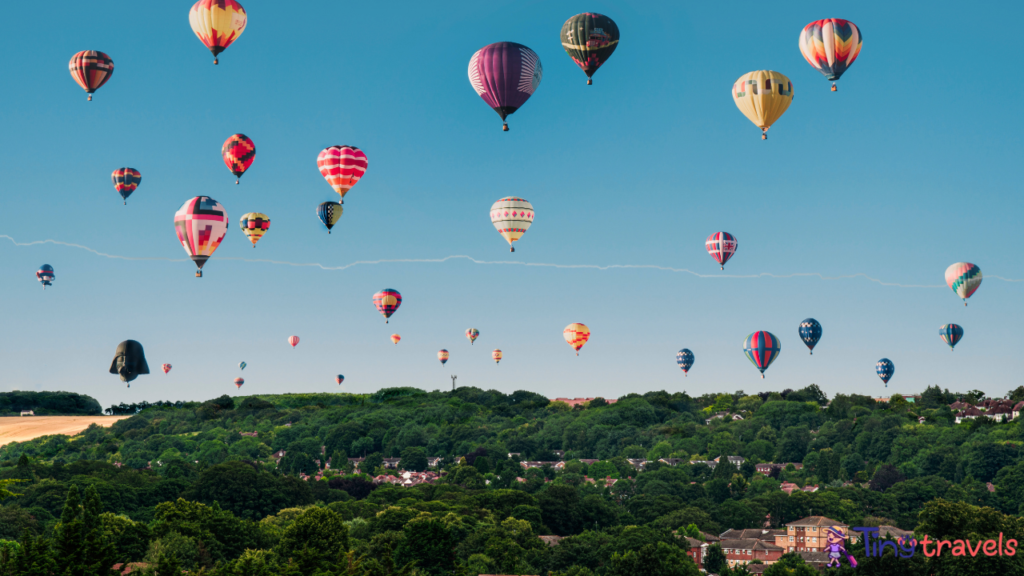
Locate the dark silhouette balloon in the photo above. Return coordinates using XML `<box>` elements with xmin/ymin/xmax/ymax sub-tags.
<box><xmin>109</xmin><ymin>340</ymin><xmax>150</xmax><ymax>387</ymax></box>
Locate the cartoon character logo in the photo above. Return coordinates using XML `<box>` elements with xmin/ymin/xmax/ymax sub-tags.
<box><xmin>825</xmin><ymin>527</ymin><xmax>858</xmax><ymax>568</ymax></box>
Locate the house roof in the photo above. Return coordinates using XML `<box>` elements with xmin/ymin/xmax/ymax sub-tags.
<box><xmin>797</xmin><ymin>551</ymin><xmax>830</xmax><ymax>564</ymax></box>
<box><xmin>720</xmin><ymin>529</ymin><xmax>779</xmax><ymax>541</ymax></box>
<box><xmin>538</xmin><ymin>535</ymin><xmax>563</xmax><ymax>546</ymax></box>
<box><xmin>684</xmin><ymin>536</ymin><xmax>706</xmax><ymax>549</ymax></box>
<box><xmin>877</xmin><ymin>525</ymin><xmax>913</xmax><ymax>540</ymax></box>
<box><xmin>787</xmin><ymin>515</ymin><xmax>846</xmax><ymax>527</ymax></box>
<box><xmin>720</xmin><ymin>539</ymin><xmax>784</xmax><ymax>552</ymax></box>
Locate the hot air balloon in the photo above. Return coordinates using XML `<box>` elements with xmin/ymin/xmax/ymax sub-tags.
<box><xmin>438</xmin><ymin>349</ymin><xmax>449</xmax><ymax>365</ymax></box>
<box><xmin>466</xmin><ymin>328</ymin><xmax>479</xmax><ymax>345</ymax></box>
<box><xmin>743</xmin><ymin>331</ymin><xmax>781</xmax><ymax>378</ymax></box>
<box><xmin>798</xmin><ymin>19</ymin><xmax>862</xmax><ymax>91</ymax></box>
<box><xmin>706</xmin><ymin>232</ymin><xmax>737</xmax><ymax>270</ymax></box>
<box><xmin>288</xmin><ymin>335</ymin><xmax>299</xmax><ymax>348</ymax></box>
<box><xmin>317</xmin><ymin>202</ymin><xmax>342</xmax><ymax>234</ymax></box>
<box><xmin>234</xmin><ymin>377</ymin><xmax>244</xmax><ymax>389</ymax></box>
<box><xmin>162</xmin><ymin>363</ymin><xmax>172</xmax><ymax>374</ymax></box>
<box><xmin>336</xmin><ymin>375</ymin><xmax>345</xmax><ymax>385</ymax></box>
<box><xmin>223</xmin><ymin>134</ymin><xmax>255</xmax><ymax>184</ymax></box>
<box><xmin>111</xmin><ymin>168</ymin><xmax>141</xmax><ymax>205</ymax></box>
<box><xmin>109</xmin><ymin>340</ymin><xmax>150</xmax><ymax>388</ymax></box>
<box><xmin>391</xmin><ymin>334</ymin><xmax>401</xmax><ymax>345</ymax></box>
<box><xmin>492</xmin><ymin>349</ymin><xmax>503</xmax><ymax>364</ymax></box>
<box><xmin>564</xmin><ymin>323</ymin><xmax>591</xmax><ymax>356</ymax></box>
<box><xmin>239</xmin><ymin>212</ymin><xmax>269</xmax><ymax>247</ymax></box>
<box><xmin>945</xmin><ymin>263</ymin><xmax>982</xmax><ymax>306</ymax></box>
<box><xmin>468</xmin><ymin>42</ymin><xmax>543</xmax><ymax>131</ymax></box>
<box><xmin>490</xmin><ymin>197</ymin><xmax>534</xmax><ymax>252</ymax></box>
<box><xmin>732</xmin><ymin>71</ymin><xmax>793</xmax><ymax>139</ymax></box>
<box><xmin>189</xmin><ymin>0</ymin><xmax>247</xmax><ymax>65</ymax></box>
<box><xmin>876</xmin><ymin>359</ymin><xmax>894</xmax><ymax>387</ymax></box>
<box><xmin>676</xmin><ymin>349</ymin><xmax>694</xmax><ymax>376</ymax></box>
<box><xmin>317</xmin><ymin>146</ymin><xmax>368</xmax><ymax>203</ymax></box>
<box><xmin>239</xmin><ymin>361</ymin><xmax>246</xmax><ymax>370</ymax></box>
<box><xmin>174</xmin><ymin>196</ymin><xmax>229</xmax><ymax>278</ymax></box>
<box><xmin>799</xmin><ymin>319</ymin><xmax>822</xmax><ymax>355</ymax></box>
<box><xmin>939</xmin><ymin>324</ymin><xmax>964</xmax><ymax>351</ymax></box>
<box><xmin>373</xmin><ymin>289</ymin><xmax>402</xmax><ymax>323</ymax></box>
<box><xmin>69</xmin><ymin>51</ymin><xmax>113</xmax><ymax>101</ymax></box>
<box><xmin>560</xmin><ymin>13</ymin><xmax>620</xmax><ymax>85</ymax></box>
<box><xmin>36</xmin><ymin>265</ymin><xmax>55</xmax><ymax>289</ymax></box>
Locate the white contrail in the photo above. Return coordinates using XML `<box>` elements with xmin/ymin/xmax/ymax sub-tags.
<box><xmin>4</xmin><ymin>234</ymin><xmax>1021</xmax><ymax>288</ymax></box>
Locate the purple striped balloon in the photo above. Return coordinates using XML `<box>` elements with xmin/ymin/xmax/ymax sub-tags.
<box><xmin>468</xmin><ymin>42</ymin><xmax>543</xmax><ymax>131</ymax></box>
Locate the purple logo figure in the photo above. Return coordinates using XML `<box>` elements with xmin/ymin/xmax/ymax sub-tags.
<box><xmin>825</xmin><ymin>527</ymin><xmax>858</xmax><ymax>568</ymax></box>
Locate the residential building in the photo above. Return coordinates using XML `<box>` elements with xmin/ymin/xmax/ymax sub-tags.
<box><xmin>549</xmin><ymin>397</ymin><xmax>617</xmax><ymax>407</ymax></box>
<box><xmin>721</xmin><ymin>539</ymin><xmax>784</xmax><ymax>567</ymax></box>
<box><xmin>684</xmin><ymin>537</ymin><xmax>706</xmax><ymax>570</ymax></box>
<box><xmin>538</xmin><ymin>536</ymin><xmax>563</xmax><ymax>547</ymax></box>
<box><xmin>626</xmin><ymin>459</ymin><xmax>648</xmax><ymax>470</ymax></box>
<box><xmin>796</xmin><ymin>551</ymin><xmax>830</xmax><ymax>569</ymax></box>
<box><xmin>720</xmin><ymin>529</ymin><xmax>784</xmax><ymax>542</ymax></box>
<box><xmin>714</xmin><ymin>455</ymin><xmax>746</xmax><ymax>467</ymax></box>
<box><xmin>427</xmin><ymin>456</ymin><xmax>443</xmax><ymax>468</ymax></box>
<box><xmin>658</xmin><ymin>458</ymin><xmax>685</xmax><ymax>466</ymax></box>
<box><xmin>19</xmin><ymin>410</ymin><xmax>34</xmax><ymax>416</ymax></box>
<box><xmin>955</xmin><ymin>406</ymin><xmax>984</xmax><ymax>424</ymax></box>
<box><xmin>775</xmin><ymin>516</ymin><xmax>855</xmax><ymax>553</ymax></box>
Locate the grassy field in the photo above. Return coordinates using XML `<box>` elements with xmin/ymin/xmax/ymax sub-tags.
<box><xmin>0</xmin><ymin>416</ymin><xmax>131</xmax><ymax>447</ymax></box>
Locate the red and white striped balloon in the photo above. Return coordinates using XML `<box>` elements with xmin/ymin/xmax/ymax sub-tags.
<box><xmin>317</xmin><ymin>146</ymin><xmax>368</xmax><ymax>203</ymax></box>
<box><xmin>288</xmin><ymin>335</ymin><xmax>300</xmax><ymax>347</ymax></box>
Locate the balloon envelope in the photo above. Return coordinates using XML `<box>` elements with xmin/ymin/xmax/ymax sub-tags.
<box><xmin>490</xmin><ymin>197</ymin><xmax>534</xmax><ymax>251</ymax></box>
<box><xmin>466</xmin><ymin>328</ymin><xmax>479</xmax><ymax>344</ymax></box>
<box><xmin>706</xmin><ymin>232</ymin><xmax>737</xmax><ymax>269</ymax></box>
<box><xmin>743</xmin><ymin>331</ymin><xmax>781</xmax><ymax>377</ymax></box>
<box><xmin>492</xmin><ymin>349</ymin><xmax>503</xmax><ymax>363</ymax></box>
<box><xmin>564</xmin><ymin>323</ymin><xmax>591</xmax><ymax>355</ymax></box>
<box><xmin>317</xmin><ymin>146</ymin><xmax>367</xmax><ymax>203</ymax></box>
<box><xmin>438</xmin><ymin>349</ymin><xmax>449</xmax><ymax>365</ymax></box>
<box><xmin>109</xmin><ymin>340</ymin><xmax>150</xmax><ymax>385</ymax></box>
<box><xmin>876</xmin><ymin>359</ymin><xmax>894</xmax><ymax>385</ymax></box>
<box><xmin>468</xmin><ymin>42</ymin><xmax>542</xmax><ymax>129</ymax></box>
<box><xmin>234</xmin><ymin>377</ymin><xmax>244</xmax><ymax>389</ymax></box>
<box><xmin>391</xmin><ymin>334</ymin><xmax>401</xmax><ymax>345</ymax></box>
<box><xmin>676</xmin><ymin>349</ymin><xmax>694</xmax><ymax>375</ymax></box>
<box><xmin>69</xmin><ymin>51</ymin><xmax>113</xmax><ymax>99</ymax></box>
<box><xmin>239</xmin><ymin>362</ymin><xmax>246</xmax><ymax>370</ymax></box>
<box><xmin>336</xmin><ymin>375</ymin><xmax>344</xmax><ymax>385</ymax></box>
<box><xmin>174</xmin><ymin>196</ymin><xmax>228</xmax><ymax>277</ymax></box>
<box><xmin>111</xmin><ymin>168</ymin><xmax>141</xmax><ymax>204</ymax></box>
<box><xmin>732</xmin><ymin>71</ymin><xmax>793</xmax><ymax>138</ymax></box>
<box><xmin>36</xmin><ymin>264</ymin><xmax>54</xmax><ymax>288</ymax></box>
<box><xmin>560</xmin><ymin>13</ymin><xmax>620</xmax><ymax>83</ymax></box>
<box><xmin>288</xmin><ymin>335</ymin><xmax>299</xmax><ymax>347</ymax></box>
<box><xmin>939</xmin><ymin>324</ymin><xmax>964</xmax><ymax>351</ymax></box>
<box><xmin>799</xmin><ymin>319</ymin><xmax>822</xmax><ymax>354</ymax></box>
<box><xmin>317</xmin><ymin>202</ymin><xmax>342</xmax><ymax>233</ymax></box>
<box><xmin>239</xmin><ymin>213</ymin><xmax>269</xmax><ymax>247</ymax></box>
<box><xmin>162</xmin><ymin>363</ymin><xmax>172</xmax><ymax>374</ymax></box>
<box><xmin>945</xmin><ymin>262</ymin><xmax>982</xmax><ymax>305</ymax></box>
<box><xmin>374</xmin><ymin>289</ymin><xmax>402</xmax><ymax>323</ymax></box>
<box><xmin>189</xmin><ymin>0</ymin><xmax>247</xmax><ymax>64</ymax></box>
<box><xmin>222</xmin><ymin>134</ymin><xmax>255</xmax><ymax>182</ymax></box>
<box><xmin>798</xmin><ymin>19</ymin><xmax>862</xmax><ymax>84</ymax></box>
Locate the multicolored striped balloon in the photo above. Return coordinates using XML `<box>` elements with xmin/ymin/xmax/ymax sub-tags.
<box><xmin>492</xmin><ymin>349</ymin><xmax>503</xmax><ymax>364</ymax></box>
<box><xmin>676</xmin><ymin>349</ymin><xmax>694</xmax><ymax>376</ymax></box>
<box><xmin>189</xmin><ymin>0</ymin><xmax>247</xmax><ymax>65</ymax></box>
<box><xmin>799</xmin><ymin>318</ymin><xmax>822</xmax><ymax>355</ymax></box>
<box><xmin>564</xmin><ymin>323</ymin><xmax>591</xmax><ymax>356</ymax></box>
<box><xmin>36</xmin><ymin>264</ymin><xmax>54</xmax><ymax>289</ymax></box>
<box><xmin>318</xmin><ymin>146</ymin><xmax>367</xmax><ymax>203</ymax></box>
<box><xmin>490</xmin><ymin>197</ymin><xmax>534</xmax><ymax>252</ymax></box>
<box><xmin>336</xmin><ymin>375</ymin><xmax>344</xmax><ymax>385</ymax></box>
<box><xmin>174</xmin><ymin>196</ymin><xmax>229</xmax><ymax>278</ymax></box>
<box><xmin>288</xmin><ymin>335</ymin><xmax>299</xmax><ymax>348</ymax></box>
<box><xmin>234</xmin><ymin>377</ymin><xmax>244</xmax><ymax>389</ymax></box>
<box><xmin>162</xmin><ymin>364</ymin><xmax>172</xmax><ymax>374</ymax></box>
<box><xmin>798</xmin><ymin>19</ymin><xmax>862</xmax><ymax>91</ymax></box>
<box><xmin>945</xmin><ymin>262</ymin><xmax>982</xmax><ymax>306</ymax></box>
<box><xmin>69</xmin><ymin>51</ymin><xmax>113</xmax><ymax>100</ymax></box>
<box><xmin>239</xmin><ymin>212</ymin><xmax>270</xmax><ymax>247</ymax></box>
<box><xmin>438</xmin><ymin>349</ymin><xmax>449</xmax><ymax>365</ymax></box>
<box><xmin>111</xmin><ymin>168</ymin><xmax>141</xmax><ymax>205</ymax></box>
<box><xmin>468</xmin><ymin>42</ymin><xmax>543</xmax><ymax>131</ymax></box>
<box><xmin>876</xmin><ymin>358</ymin><xmax>894</xmax><ymax>386</ymax></box>
<box><xmin>939</xmin><ymin>324</ymin><xmax>964</xmax><ymax>351</ymax></box>
<box><xmin>373</xmin><ymin>289</ymin><xmax>402</xmax><ymax>323</ymax></box>
<box><xmin>222</xmin><ymin>134</ymin><xmax>255</xmax><ymax>184</ymax></box>
<box><xmin>560</xmin><ymin>13</ymin><xmax>620</xmax><ymax>85</ymax></box>
<box><xmin>743</xmin><ymin>331</ymin><xmax>780</xmax><ymax>378</ymax></box>
<box><xmin>706</xmin><ymin>232</ymin><xmax>738</xmax><ymax>270</ymax></box>
<box><xmin>466</xmin><ymin>328</ymin><xmax>479</xmax><ymax>345</ymax></box>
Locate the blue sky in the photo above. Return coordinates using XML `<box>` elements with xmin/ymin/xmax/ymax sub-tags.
<box><xmin>1</xmin><ymin>1</ymin><xmax>1022</xmax><ymax>409</ymax></box>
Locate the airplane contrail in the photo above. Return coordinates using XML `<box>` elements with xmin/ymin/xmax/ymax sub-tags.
<box><xmin>4</xmin><ymin>234</ymin><xmax>1020</xmax><ymax>288</ymax></box>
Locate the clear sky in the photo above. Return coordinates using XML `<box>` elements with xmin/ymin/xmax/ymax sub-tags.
<box><xmin>1</xmin><ymin>1</ymin><xmax>1022</xmax><ymax>410</ymax></box>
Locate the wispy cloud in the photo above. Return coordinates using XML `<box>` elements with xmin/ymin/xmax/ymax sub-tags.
<box><xmin>5</xmin><ymin>234</ymin><xmax>1021</xmax><ymax>289</ymax></box>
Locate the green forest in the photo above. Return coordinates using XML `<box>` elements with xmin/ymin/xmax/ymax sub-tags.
<box><xmin>2</xmin><ymin>385</ymin><xmax>1024</xmax><ymax>576</ymax></box>
<box><xmin>0</xmin><ymin>391</ymin><xmax>102</xmax><ymax>416</ymax></box>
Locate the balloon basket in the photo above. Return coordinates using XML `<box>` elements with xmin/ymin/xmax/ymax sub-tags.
<box><xmin>214</xmin><ymin>58</ymin><xmax>219</xmax><ymax>65</ymax></box>
<box><xmin>761</xmin><ymin>133</ymin><xmax>767</xmax><ymax>140</ymax></box>
<box><xmin>87</xmin><ymin>95</ymin><xmax>93</xmax><ymax>101</ymax></box>
<box><xmin>831</xmin><ymin>83</ymin><xmax>837</xmax><ymax>92</ymax></box>
<box><xmin>502</xmin><ymin>123</ymin><xmax>509</xmax><ymax>132</ymax></box>
<box><xmin>510</xmin><ymin>246</ymin><xmax>515</xmax><ymax>252</ymax></box>
<box><xmin>761</xmin><ymin>374</ymin><xmax>765</xmax><ymax>379</ymax></box>
<box><xmin>587</xmin><ymin>78</ymin><xmax>593</xmax><ymax>85</ymax></box>
<box><xmin>195</xmin><ymin>271</ymin><xmax>202</xmax><ymax>278</ymax></box>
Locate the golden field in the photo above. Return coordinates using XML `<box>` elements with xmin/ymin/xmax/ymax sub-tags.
<box><xmin>0</xmin><ymin>416</ymin><xmax>131</xmax><ymax>447</ymax></box>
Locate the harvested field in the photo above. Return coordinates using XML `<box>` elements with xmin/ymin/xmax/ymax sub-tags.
<box><xmin>0</xmin><ymin>416</ymin><xmax>131</xmax><ymax>447</ymax></box>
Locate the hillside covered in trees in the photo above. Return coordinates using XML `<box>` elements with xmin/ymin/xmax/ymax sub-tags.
<box><xmin>0</xmin><ymin>391</ymin><xmax>102</xmax><ymax>416</ymax></box>
<box><xmin>2</xmin><ymin>384</ymin><xmax>1024</xmax><ymax>575</ymax></box>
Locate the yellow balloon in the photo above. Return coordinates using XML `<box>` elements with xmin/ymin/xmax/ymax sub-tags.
<box><xmin>732</xmin><ymin>71</ymin><xmax>793</xmax><ymax>139</ymax></box>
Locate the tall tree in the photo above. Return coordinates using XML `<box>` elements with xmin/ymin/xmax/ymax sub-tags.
<box><xmin>703</xmin><ymin>543</ymin><xmax>726</xmax><ymax>574</ymax></box>
<box><xmin>53</xmin><ymin>484</ymin><xmax>84</xmax><ymax>576</ymax></box>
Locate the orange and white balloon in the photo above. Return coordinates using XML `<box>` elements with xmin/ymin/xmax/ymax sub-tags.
<box><xmin>438</xmin><ymin>349</ymin><xmax>449</xmax><ymax>365</ymax></box>
<box><xmin>318</xmin><ymin>146</ymin><xmax>368</xmax><ymax>203</ymax></box>
<box><xmin>189</xmin><ymin>0</ymin><xmax>247</xmax><ymax>65</ymax></box>
<box><xmin>564</xmin><ymin>323</ymin><xmax>590</xmax><ymax>356</ymax></box>
<box><xmin>391</xmin><ymin>334</ymin><xmax>402</xmax><ymax>345</ymax></box>
<box><xmin>492</xmin><ymin>349</ymin><xmax>502</xmax><ymax>364</ymax></box>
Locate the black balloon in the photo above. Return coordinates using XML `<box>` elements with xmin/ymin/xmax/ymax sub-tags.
<box><xmin>109</xmin><ymin>340</ymin><xmax>150</xmax><ymax>386</ymax></box>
